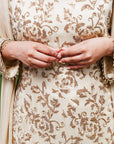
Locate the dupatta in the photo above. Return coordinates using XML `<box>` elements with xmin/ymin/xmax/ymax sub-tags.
<box><xmin>0</xmin><ymin>0</ymin><xmax>113</xmax><ymax>144</ymax></box>
<box><xmin>0</xmin><ymin>0</ymin><xmax>16</xmax><ymax>144</ymax></box>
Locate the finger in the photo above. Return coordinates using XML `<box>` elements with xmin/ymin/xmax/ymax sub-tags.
<box><xmin>33</xmin><ymin>50</ymin><xmax>57</xmax><ymax>63</ymax></box>
<box><xmin>60</xmin><ymin>44</ymin><xmax>84</xmax><ymax>57</ymax></box>
<box><xmin>34</xmin><ymin>43</ymin><xmax>58</xmax><ymax>57</ymax></box>
<box><xmin>68</xmin><ymin>60</ymin><xmax>91</xmax><ymax>65</ymax></box>
<box><xmin>28</xmin><ymin>58</ymin><xmax>51</xmax><ymax>68</ymax></box>
<box><xmin>67</xmin><ymin>64</ymin><xmax>89</xmax><ymax>70</ymax></box>
<box><xmin>59</xmin><ymin>54</ymin><xmax>84</xmax><ymax>63</ymax></box>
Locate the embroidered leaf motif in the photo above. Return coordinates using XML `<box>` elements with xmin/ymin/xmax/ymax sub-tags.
<box><xmin>62</xmin><ymin>111</ymin><xmax>67</xmax><ymax>118</ymax></box>
<box><xmin>42</xmin><ymin>81</ymin><xmax>46</xmax><ymax>94</ymax></box>
<box><xmin>41</xmin><ymin>102</ymin><xmax>47</xmax><ymax>107</ymax></box>
<box><xmin>71</xmin><ymin>98</ymin><xmax>79</xmax><ymax>105</ymax></box>
<box><xmin>62</xmin><ymin>131</ymin><xmax>66</xmax><ymax>140</ymax></box>
<box><xmin>37</xmin><ymin>96</ymin><xmax>43</xmax><ymax>102</ymax></box>
<box><xmin>58</xmin><ymin>93</ymin><xmax>65</xmax><ymax>99</ymax></box>
<box><xmin>76</xmin><ymin>23</ymin><xmax>85</xmax><ymax>29</ymax></box>
<box><xmin>86</xmin><ymin>134</ymin><xmax>97</xmax><ymax>140</ymax></box>
<box><xmin>52</xmin><ymin>89</ymin><xmax>58</xmax><ymax>93</ymax></box>
<box><xmin>81</xmin><ymin>4</ymin><xmax>93</xmax><ymax>11</ymax></box>
<box><xmin>60</xmin><ymin>89</ymin><xmax>70</xmax><ymax>94</ymax></box>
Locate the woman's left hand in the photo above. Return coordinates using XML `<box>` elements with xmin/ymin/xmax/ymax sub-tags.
<box><xmin>57</xmin><ymin>37</ymin><xmax>113</xmax><ymax>69</ymax></box>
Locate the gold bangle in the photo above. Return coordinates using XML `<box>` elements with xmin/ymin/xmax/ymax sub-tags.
<box><xmin>1</xmin><ymin>39</ymin><xmax>12</xmax><ymax>53</ymax></box>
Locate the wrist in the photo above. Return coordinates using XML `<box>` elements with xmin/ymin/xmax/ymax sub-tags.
<box><xmin>1</xmin><ymin>40</ymin><xmax>17</xmax><ymax>60</ymax></box>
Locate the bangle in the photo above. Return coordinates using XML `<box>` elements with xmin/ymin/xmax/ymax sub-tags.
<box><xmin>0</xmin><ymin>39</ymin><xmax>12</xmax><ymax>53</ymax></box>
<box><xmin>0</xmin><ymin>39</ymin><xmax>7</xmax><ymax>51</ymax></box>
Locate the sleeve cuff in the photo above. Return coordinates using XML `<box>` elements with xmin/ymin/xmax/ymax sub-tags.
<box><xmin>102</xmin><ymin>56</ymin><xmax>114</xmax><ymax>84</ymax></box>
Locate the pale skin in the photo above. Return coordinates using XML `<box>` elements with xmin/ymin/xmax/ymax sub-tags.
<box><xmin>1</xmin><ymin>37</ymin><xmax>113</xmax><ymax>69</ymax></box>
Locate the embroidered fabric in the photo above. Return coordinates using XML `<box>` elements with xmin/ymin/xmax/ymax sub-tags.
<box><xmin>8</xmin><ymin>0</ymin><xmax>114</xmax><ymax>143</ymax></box>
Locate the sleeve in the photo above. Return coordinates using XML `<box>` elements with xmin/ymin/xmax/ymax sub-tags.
<box><xmin>102</xmin><ymin>4</ymin><xmax>114</xmax><ymax>84</ymax></box>
<box><xmin>0</xmin><ymin>38</ymin><xmax>19</xmax><ymax>80</ymax></box>
<box><xmin>102</xmin><ymin>56</ymin><xmax>114</xmax><ymax>84</ymax></box>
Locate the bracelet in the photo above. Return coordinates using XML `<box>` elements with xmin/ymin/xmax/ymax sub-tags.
<box><xmin>0</xmin><ymin>39</ymin><xmax>7</xmax><ymax>51</ymax></box>
<box><xmin>0</xmin><ymin>39</ymin><xmax>12</xmax><ymax>53</ymax></box>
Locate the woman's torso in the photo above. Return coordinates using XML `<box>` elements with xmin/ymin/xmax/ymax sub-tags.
<box><xmin>9</xmin><ymin>0</ymin><xmax>113</xmax><ymax>143</ymax></box>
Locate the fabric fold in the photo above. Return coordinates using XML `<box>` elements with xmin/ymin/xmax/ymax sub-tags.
<box><xmin>0</xmin><ymin>0</ymin><xmax>18</xmax><ymax>144</ymax></box>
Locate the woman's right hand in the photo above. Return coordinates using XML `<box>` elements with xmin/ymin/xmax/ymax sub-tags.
<box><xmin>2</xmin><ymin>41</ymin><xmax>58</xmax><ymax>69</ymax></box>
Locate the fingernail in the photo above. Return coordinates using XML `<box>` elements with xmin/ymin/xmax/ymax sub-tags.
<box><xmin>57</xmin><ymin>53</ymin><xmax>62</xmax><ymax>58</ymax></box>
<box><xmin>59</xmin><ymin>60</ymin><xmax>63</xmax><ymax>63</ymax></box>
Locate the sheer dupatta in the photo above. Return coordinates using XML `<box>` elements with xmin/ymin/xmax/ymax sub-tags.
<box><xmin>0</xmin><ymin>0</ymin><xmax>16</xmax><ymax>144</ymax></box>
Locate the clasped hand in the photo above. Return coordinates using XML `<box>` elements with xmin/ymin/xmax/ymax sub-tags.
<box><xmin>57</xmin><ymin>37</ymin><xmax>111</xmax><ymax>69</ymax></box>
<box><xmin>3</xmin><ymin>37</ymin><xmax>112</xmax><ymax>69</ymax></box>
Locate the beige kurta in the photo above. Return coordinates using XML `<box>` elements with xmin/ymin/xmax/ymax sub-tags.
<box><xmin>0</xmin><ymin>0</ymin><xmax>114</xmax><ymax>144</ymax></box>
